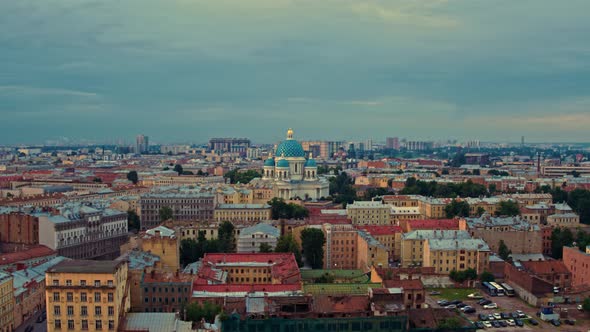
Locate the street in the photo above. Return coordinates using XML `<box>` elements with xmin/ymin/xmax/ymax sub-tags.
<box><xmin>14</xmin><ymin>310</ymin><xmax>47</xmax><ymax>332</ymax></box>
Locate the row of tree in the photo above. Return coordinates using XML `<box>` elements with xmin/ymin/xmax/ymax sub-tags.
<box><xmin>443</xmin><ymin>199</ymin><xmax>520</xmax><ymax>218</ymax></box>
<box><xmin>400</xmin><ymin>178</ymin><xmax>489</xmax><ymax>198</ymax></box>
<box><xmin>224</xmin><ymin>169</ymin><xmax>262</xmax><ymax>184</ymax></box>
<box><xmin>538</xmin><ymin>186</ymin><xmax>590</xmax><ymax>224</ymax></box>
<box><xmin>449</xmin><ymin>268</ymin><xmax>495</xmax><ymax>283</ymax></box>
<box><xmin>179</xmin><ymin>221</ymin><xmax>236</xmax><ymax>266</ymax></box>
<box><xmin>268</xmin><ymin>198</ymin><xmax>309</xmax><ymax>220</ymax></box>
<box><xmin>550</xmin><ymin>227</ymin><xmax>590</xmax><ymax>259</ymax></box>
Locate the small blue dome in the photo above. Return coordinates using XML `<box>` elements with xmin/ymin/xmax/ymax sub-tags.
<box><xmin>276</xmin><ymin>159</ymin><xmax>289</xmax><ymax>168</ymax></box>
<box><xmin>275</xmin><ymin>140</ymin><xmax>305</xmax><ymax>158</ymax></box>
<box><xmin>264</xmin><ymin>158</ymin><xmax>275</xmax><ymax>167</ymax></box>
<box><xmin>305</xmin><ymin>158</ymin><xmax>317</xmax><ymax>167</ymax></box>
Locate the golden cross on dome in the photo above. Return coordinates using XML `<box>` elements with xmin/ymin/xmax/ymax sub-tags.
<box><xmin>287</xmin><ymin>128</ymin><xmax>294</xmax><ymax>139</ymax></box>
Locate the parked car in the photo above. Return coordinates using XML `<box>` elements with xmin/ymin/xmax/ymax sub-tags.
<box><xmin>479</xmin><ymin>299</ymin><xmax>492</xmax><ymax>306</ymax></box>
<box><xmin>501</xmin><ymin>312</ymin><xmax>510</xmax><ymax>319</ymax></box>
<box><xmin>564</xmin><ymin>319</ymin><xmax>576</xmax><ymax>325</ymax></box>
<box><xmin>510</xmin><ymin>312</ymin><xmax>519</xmax><ymax>319</ymax></box>
<box><xmin>482</xmin><ymin>321</ymin><xmax>492</xmax><ymax>329</ymax></box>
<box><xmin>483</xmin><ymin>303</ymin><xmax>498</xmax><ymax>309</ymax></box>
<box><xmin>456</xmin><ymin>303</ymin><xmax>467</xmax><ymax>308</ymax></box>
<box><xmin>464</xmin><ymin>307</ymin><xmax>476</xmax><ymax>314</ymax></box>
<box><xmin>493</xmin><ymin>313</ymin><xmax>501</xmax><ymax>320</ymax></box>
<box><xmin>474</xmin><ymin>321</ymin><xmax>484</xmax><ymax>329</ymax></box>
<box><xmin>515</xmin><ymin>310</ymin><xmax>525</xmax><ymax>318</ymax></box>
<box><xmin>445</xmin><ymin>304</ymin><xmax>457</xmax><ymax>309</ymax></box>
<box><xmin>449</xmin><ymin>300</ymin><xmax>462</xmax><ymax>305</ymax></box>
<box><xmin>515</xmin><ymin>319</ymin><xmax>524</xmax><ymax>327</ymax></box>
<box><xmin>499</xmin><ymin>320</ymin><xmax>508</xmax><ymax>327</ymax></box>
<box><xmin>577</xmin><ymin>304</ymin><xmax>583</xmax><ymax>311</ymax></box>
<box><xmin>491</xmin><ymin>321</ymin><xmax>501</xmax><ymax>328</ymax></box>
<box><xmin>25</xmin><ymin>326</ymin><xmax>34</xmax><ymax>332</ymax></box>
<box><xmin>467</xmin><ymin>293</ymin><xmax>483</xmax><ymax>299</ymax></box>
<box><xmin>529</xmin><ymin>319</ymin><xmax>539</xmax><ymax>326</ymax></box>
<box><xmin>506</xmin><ymin>319</ymin><xmax>515</xmax><ymax>326</ymax></box>
<box><xmin>430</xmin><ymin>291</ymin><xmax>441</xmax><ymax>295</ymax></box>
<box><xmin>550</xmin><ymin>319</ymin><xmax>561</xmax><ymax>327</ymax></box>
<box><xmin>437</xmin><ymin>300</ymin><xmax>449</xmax><ymax>306</ymax></box>
<box><xmin>487</xmin><ymin>314</ymin><xmax>495</xmax><ymax>321</ymax></box>
<box><xmin>478</xmin><ymin>313</ymin><xmax>488</xmax><ymax>321</ymax></box>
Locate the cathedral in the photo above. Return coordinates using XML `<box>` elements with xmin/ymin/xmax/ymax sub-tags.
<box><xmin>260</xmin><ymin>129</ymin><xmax>329</xmax><ymax>200</ymax></box>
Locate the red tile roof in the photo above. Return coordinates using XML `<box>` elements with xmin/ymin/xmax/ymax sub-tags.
<box><xmin>0</xmin><ymin>245</ymin><xmax>56</xmax><ymax>267</ymax></box>
<box><xmin>408</xmin><ymin>219</ymin><xmax>459</xmax><ymax>230</ymax></box>
<box><xmin>193</xmin><ymin>283</ymin><xmax>302</xmax><ymax>293</ymax></box>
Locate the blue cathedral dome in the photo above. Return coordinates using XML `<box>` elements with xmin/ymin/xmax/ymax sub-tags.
<box><xmin>305</xmin><ymin>158</ymin><xmax>317</xmax><ymax>167</ymax></box>
<box><xmin>275</xmin><ymin>128</ymin><xmax>305</xmax><ymax>158</ymax></box>
<box><xmin>264</xmin><ymin>158</ymin><xmax>275</xmax><ymax>167</ymax></box>
<box><xmin>276</xmin><ymin>159</ymin><xmax>290</xmax><ymax>168</ymax></box>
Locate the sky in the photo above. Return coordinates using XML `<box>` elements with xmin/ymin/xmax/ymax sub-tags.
<box><xmin>1</xmin><ymin>0</ymin><xmax>590</xmax><ymax>145</ymax></box>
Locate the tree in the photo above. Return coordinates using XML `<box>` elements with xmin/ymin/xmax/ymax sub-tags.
<box><xmin>498</xmin><ymin>240</ymin><xmax>512</xmax><ymax>261</ymax></box>
<box><xmin>180</xmin><ymin>238</ymin><xmax>199</xmax><ymax>266</ymax></box>
<box><xmin>182</xmin><ymin>171</ymin><xmax>194</xmax><ymax>175</ymax></box>
<box><xmin>329</xmin><ymin>172</ymin><xmax>357</xmax><ymax>207</ymax></box>
<box><xmin>449</xmin><ymin>268</ymin><xmax>478</xmax><ymax>283</ymax></box>
<box><xmin>572</xmin><ymin>170</ymin><xmax>581</xmax><ymax>178</ymax></box>
<box><xmin>551</xmin><ymin>227</ymin><xmax>575</xmax><ymax>259</ymax></box>
<box><xmin>218</xmin><ymin>221</ymin><xmax>236</xmax><ymax>253</ymax></box>
<box><xmin>224</xmin><ymin>169</ymin><xmax>262</xmax><ymax>184</ymax></box>
<box><xmin>315</xmin><ymin>272</ymin><xmax>335</xmax><ymax>284</ymax></box>
<box><xmin>159</xmin><ymin>206</ymin><xmax>173</xmax><ymax>222</ymax></box>
<box><xmin>275</xmin><ymin>234</ymin><xmax>303</xmax><ymax>267</ymax></box>
<box><xmin>92</xmin><ymin>177</ymin><xmax>102</xmax><ymax>183</ymax></box>
<box><xmin>583</xmin><ymin>297</ymin><xmax>590</xmax><ymax>312</ymax></box>
<box><xmin>185</xmin><ymin>301</ymin><xmax>222</xmax><ymax>323</ymax></box>
<box><xmin>476</xmin><ymin>206</ymin><xmax>486</xmax><ymax>217</ymax></box>
<box><xmin>268</xmin><ymin>198</ymin><xmax>309</xmax><ymax>220</ymax></box>
<box><xmin>126</xmin><ymin>170</ymin><xmax>139</xmax><ymax>184</ymax></box>
<box><xmin>437</xmin><ymin>317</ymin><xmax>462</xmax><ymax>331</ymax></box>
<box><xmin>301</xmin><ymin>228</ymin><xmax>325</xmax><ymax>269</ymax></box>
<box><xmin>450</xmin><ymin>152</ymin><xmax>466</xmax><ymax>167</ymax></box>
<box><xmin>495</xmin><ymin>201</ymin><xmax>520</xmax><ymax>217</ymax></box>
<box><xmin>127</xmin><ymin>210</ymin><xmax>140</xmax><ymax>232</ymax></box>
<box><xmin>259</xmin><ymin>243</ymin><xmax>273</xmax><ymax>253</ymax></box>
<box><xmin>488</xmin><ymin>184</ymin><xmax>497</xmax><ymax>195</ymax></box>
<box><xmin>444</xmin><ymin>200</ymin><xmax>470</xmax><ymax>218</ymax></box>
<box><xmin>174</xmin><ymin>164</ymin><xmax>183</xmax><ymax>175</ymax></box>
<box><xmin>479</xmin><ymin>271</ymin><xmax>495</xmax><ymax>283</ymax></box>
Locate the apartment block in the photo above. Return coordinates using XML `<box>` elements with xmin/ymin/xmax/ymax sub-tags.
<box><xmin>562</xmin><ymin>246</ymin><xmax>590</xmax><ymax>289</ymax></box>
<box><xmin>0</xmin><ymin>272</ymin><xmax>14</xmax><ymax>332</ymax></box>
<box><xmin>214</xmin><ymin>204</ymin><xmax>271</xmax><ymax>223</ymax></box>
<box><xmin>45</xmin><ymin>260</ymin><xmax>130</xmax><ymax>332</ymax></box>
<box><xmin>463</xmin><ymin>215</ymin><xmax>543</xmax><ymax>255</ymax></box>
<box><xmin>346</xmin><ymin>201</ymin><xmax>390</xmax><ymax>225</ymax></box>
<box><xmin>236</xmin><ymin>223</ymin><xmax>280</xmax><ymax>253</ymax></box>
<box><xmin>400</xmin><ymin>230</ymin><xmax>472</xmax><ymax>268</ymax></box>
<box><xmin>140</xmin><ymin>226</ymin><xmax>179</xmax><ymax>273</ymax></box>
<box><xmin>38</xmin><ymin>204</ymin><xmax>128</xmax><ymax>260</ymax></box>
<box><xmin>140</xmin><ymin>192</ymin><xmax>215</xmax><ymax>229</ymax></box>
<box><xmin>0</xmin><ymin>211</ymin><xmax>39</xmax><ymax>245</ymax></box>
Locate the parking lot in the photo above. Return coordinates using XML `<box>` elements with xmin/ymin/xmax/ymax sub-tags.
<box><xmin>427</xmin><ymin>288</ymin><xmax>590</xmax><ymax>331</ymax></box>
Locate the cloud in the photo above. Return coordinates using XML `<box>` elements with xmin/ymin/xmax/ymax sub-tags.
<box><xmin>350</xmin><ymin>1</ymin><xmax>459</xmax><ymax>28</ymax></box>
<box><xmin>0</xmin><ymin>86</ymin><xmax>99</xmax><ymax>98</ymax></box>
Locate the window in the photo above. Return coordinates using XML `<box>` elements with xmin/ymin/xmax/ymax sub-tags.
<box><xmin>95</xmin><ymin>306</ymin><xmax>102</xmax><ymax>316</ymax></box>
<box><xmin>108</xmin><ymin>293</ymin><xmax>114</xmax><ymax>302</ymax></box>
<box><xmin>67</xmin><ymin>306</ymin><xmax>74</xmax><ymax>316</ymax></box>
<box><xmin>96</xmin><ymin>320</ymin><xmax>102</xmax><ymax>330</ymax></box>
<box><xmin>81</xmin><ymin>292</ymin><xmax>87</xmax><ymax>302</ymax></box>
<box><xmin>108</xmin><ymin>320</ymin><xmax>115</xmax><ymax>330</ymax></box>
<box><xmin>68</xmin><ymin>320</ymin><xmax>74</xmax><ymax>330</ymax></box>
<box><xmin>53</xmin><ymin>292</ymin><xmax>60</xmax><ymax>301</ymax></box>
<box><xmin>54</xmin><ymin>305</ymin><xmax>61</xmax><ymax>316</ymax></box>
<box><xmin>82</xmin><ymin>320</ymin><xmax>88</xmax><ymax>330</ymax></box>
<box><xmin>94</xmin><ymin>280</ymin><xmax>101</xmax><ymax>287</ymax></box>
<box><xmin>107</xmin><ymin>280</ymin><xmax>113</xmax><ymax>287</ymax></box>
<box><xmin>66</xmin><ymin>280</ymin><xmax>72</xmax><ymax>286</ymax></box>
<box><xmin>80</xmin><ymin>280</ymin><xmax>86</xmax><ymax>286</ymax></box>
<box><xmin>95</xmin><ymin>292</ymin><xmax>101</xmax><ymax>302</ymax></box>
<box><xmin>81</xmin><ymin>306</ymin><xmax>88</xmax><ymax>316</ymax></box>
<box><xmin>66</xmin><ymin>292</ymin><xmax>73</xmax><ymax>302</ymax></box>
<box><xmin>53</xmin><ymin>280</ymin><xmax>59</xmax><ymax>286</ymax></box>
<box><xmin>55</xmin><ymin>320</ymin><xmax>61</xmax><ymax>329</ymax></box>
<box><xmin>108</xmin><ymin>306</ymin><xmax>114</xmax><ymax>316</ymax></box>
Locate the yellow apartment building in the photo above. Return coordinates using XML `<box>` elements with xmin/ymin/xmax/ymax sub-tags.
<box><xmin>214</xmin><ymin>204</ymin><xmax>271</xmax><ymax>223</ymax></box>
<box><xmin>0</xmin><ymin>272</ymin><xmax>14</xmax><ymax>332</ymax></box>
<box><xmin>140</xmin><ymin>226</ymin><xmax>179</xmax><ymax>273</ymax></box>
<box><xmin>400</xmin><ymin>230</ymin><xmax>472</xmax><ymax>268</ymax></box>
<box><xmin>423</xmin><ymin>239</ymin><xmax>490</xmax><ymax>274</ymax></box>
<box><xmin>45</xmin><ymin>260</ymin><xmax>130</xmax><ymax>332</ymax></box>
<box><xmin>346</xmin><ymin>201</ymin><xmax>391</xmax><ymax>225</ymax></box>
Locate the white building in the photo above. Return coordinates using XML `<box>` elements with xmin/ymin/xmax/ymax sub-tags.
<box><xmin>237</xmin><ymin>223</ymin><xmax>280</xmax><ymax>253</ymax></box>
<box><xmin>259</xmin><ymin>129</ymin><xmax>329</xmax><ymax>200</ymax></box>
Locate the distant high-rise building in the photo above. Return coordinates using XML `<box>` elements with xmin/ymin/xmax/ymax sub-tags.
<box><xmin>385</xmin><ymin>137</ymin><xmax>400</xmax><ymax>150</ymax></box>
<box><xmin>405</xmin><ymin>141</ymin><xmax>433</xmax><ymax>151</ymax></box>
<box><xmin>136</xmin><ymin>135</ymin><xmax>149</xmax><ymax>154</ymax></box>
<box><xmin>208</xmin><ymin>138</ymin><xmax>250</xmax><ymax>155</ymax></box>
<box><xmin>300</xmin><ymin>140</ymin><xmax>344</xmax><ymax>159</ymax></box>
<box><xmin>521</xmin><ymin>136</ymin><xmax>525</xmax><ymax>146</ymax></box>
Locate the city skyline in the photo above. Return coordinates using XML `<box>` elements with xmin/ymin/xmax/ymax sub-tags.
<box><xmin>1</xmin><ymin>1</ymin><xmax>590</xmax><ymax>144</ymax></box>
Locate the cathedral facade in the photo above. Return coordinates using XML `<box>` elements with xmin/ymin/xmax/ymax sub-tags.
<box><xmin>260</xmin><ymin>129</ymin><xmax>329</xmax><ymax>200</ymax></box>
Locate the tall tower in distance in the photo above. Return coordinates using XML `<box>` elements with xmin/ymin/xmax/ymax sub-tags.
<box><xmin>136</xmin><ymin>134</ymin><xmax>149</xmax><ymax>154</ymax></box>
<box><xmin>521</xmin><ymin>136</ymin><xmax>525</xmax><ymax>147</ymax></box>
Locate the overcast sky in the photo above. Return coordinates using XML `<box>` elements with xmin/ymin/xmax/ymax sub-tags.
<box><xmin>1</xmin><ymin>0</ymin><xmax>589</xmax><ymax>145</ymax></box>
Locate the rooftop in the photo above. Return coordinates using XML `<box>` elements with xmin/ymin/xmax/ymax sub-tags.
<box><xmin>47</xmin><ymin>259</ymin><xmax>124</xmax><ymax>274</ymax></box>
<box><xmin>239</xmin><ymin>223</ymin><xmax>280</xmax><ymax>238</ymax></box>
<box><xmin>217</xmin><ymin>203</ymin><xmax>270</xmax><ymax>209</ymax></box>
<box><xmin>0</xmin><ymin>245</ymin><xmax>56</xmax><ymax>267</ymax></box>
<box><xmin>427</xmin><ymin>238</ymin><xmax>490</xmax><ymax>251</ymax></box>
<box><xmin>407</xmin><ymin>219</ymin><xmax>460</xmax><ymax>230</ymax></box>
<box><xmin>356</xmin><ymin>225</ymin><xmax>402</xmax><ymax>236</ymax></box>
<box><xmin>303</xmin><ymin>283</ymin><xmax>381</xmax><ymax>295</ymax></box>
<box><xmin>122</xmin><ymin>313</ymin><xmax>193</xmax><ymax>332</ymax></box>
<box><xmin>402</xmin><ymin>230</ymin><xmax>471</xmax><ymax>241</ymax></box>
<box><xmin>520</xmin><ymin>260</ymin><xmax>570</xmax><ymax>275</ymax></box>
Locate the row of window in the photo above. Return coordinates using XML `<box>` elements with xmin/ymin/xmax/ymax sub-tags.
<box><xmin>54</xmin><ymin>305</ymin><xmax>114</xmax><ymax>316</ymax></box>
<box><xmin>52</xmin><ymin>292</ymin><xmax>114</xmax><ymax>302</ymax></box>
<box><xmin>54</xmin><ymin>319</ymin><xmax>115</xmax><ymax>330</ymax></box>
<box><xmin>144</xmin><ymin>297</ymin><xmax>188</xmax><ymax>304</ymax></box>
<box><xmin>144</xmin><ymin>287</ymin><xmax>188</xmax><ymax>293</ymax></box>
<box><xmin>53</xmin><ymin>280</ymin><xmax>114</xmax><ymax>287</ymax></box>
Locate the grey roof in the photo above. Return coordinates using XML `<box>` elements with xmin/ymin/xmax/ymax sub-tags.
<box><xmin>358</xmin><ymin>231</ymin><xmax>388</xmax><ymax>250</ymax></box>
<box><xmin>123</xmin><ymin>313</ymin><xmax>193</xmax><ymax>332</ymax></box>
<box><xmin>403</xmin><ymin>230</ymin><xmax>471</xmax><ymax>241</ymax></box>
<box><xmin>464</xmin><ymin>214</ymin><xmax>540</xmax><ymax>231</ymax></box>
<box><xmin>47</xmin><ymin>259</ymin><xmax>125</xmax><ymax>274</ymax></box>
<box><xmin>428</xmin><ymin>238</ymin><xmax>490</xmax><ymax>251</ymax></box>
<box><xmin>240</xmin><ymin>223</ymin><xmax>280</xmax><ymax>237</ymax></box>
<box><xmin>13</xmin><ymin>256</ymin><xmax>68</xmax><ymax>297</ymax></box>
<box><xmin>145</xmin><ymin>226</ymin><xmax>175</xmax><ymax>238</ymax></box>
<box><xmin>118</xmin><ymin>250</ymin><xmax>160</xmax><ymax>270</ymax></box>
<box><xmin>217</xmin><ymin>204</ymin><xmax>270</xmax><ymax>209</ymax></box>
